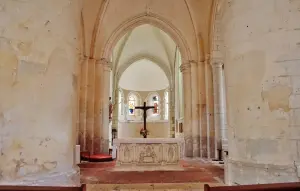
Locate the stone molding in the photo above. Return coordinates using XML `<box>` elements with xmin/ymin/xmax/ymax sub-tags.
<box><xmin>227</xmin><ymin>158</ymin><xmax>296</xmax><ymax>172</ymax></box>
<box><xmin>115</xmin><ymin>138</ymin><xmax>184</xmax><ymax>144</ymax></box>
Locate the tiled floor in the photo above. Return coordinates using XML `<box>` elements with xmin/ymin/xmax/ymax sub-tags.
<box><xmin>79</xmin><ymin>159</ymin><xmax>224</xmax><ymax>185</ymax></box>
<box><xmin>86</xmin><ymin>183</ymin><xmax>224</xmax><ymax>191</ymax></box>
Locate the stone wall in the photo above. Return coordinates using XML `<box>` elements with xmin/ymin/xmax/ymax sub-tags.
<box><xmin>118</xmin><ymin>121</ymin><xmax>169</xmax><ymax>138</ymax></box>
<box><xmin>0</xmin><ymin>0</ymin><xmax>80</xmax><ymax>185</ymax></box>
<box><xmin>222</xmin><ymin>0</ymin><xmax>300</xmax><ymax>184</ymax></box>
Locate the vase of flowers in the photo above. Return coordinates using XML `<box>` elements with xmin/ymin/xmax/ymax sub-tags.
<box><xmin>140</xmin><ymin>128</ymin><xmax>149</xmax><ymax>138</ymax></box>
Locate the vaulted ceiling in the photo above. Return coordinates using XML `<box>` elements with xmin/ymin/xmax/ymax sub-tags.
<box><xmin>81</xmin><ymin>0</ymin><xmax>216</xmax><ymax>60</ymax></box>
<box><xmin>118</xmin><ymin>59</ymin><xmax>169</xmax><ymax>91</ymax></box>
<box><xmin>113</xmin><ymin>24</ymin><xmax>176</xmax><ymax>76</ymax></box>
<box><xmin>114</xmin><ymin>24</ymin><xmax>175</xmax><ymax>91</ymax></box>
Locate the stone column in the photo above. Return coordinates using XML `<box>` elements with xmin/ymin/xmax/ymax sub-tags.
<box><xmin>191</xmin><ymin>61</ymin><xmax>200</xmax><ymax>157</ymax></box>
<box><xmin>198</xmin><ymin>60</ymin><xmax>208</xmax><ymax>158</ymax></box>
<box><xmin>169</xmin><ymin>86</ymin><xmax>176</xmax><ymax>138</ymax></box>
<box><xmin>101</xmin><ymin>59</ymin><xmax>111</xmax><ymax>154</ymax></box>
<box><xmin>111</xmin><ymin>88</ymin><xmax>119</xmax><ymax>136</ymax></box>
<box><xmin>94</xmin><ymin>59</ymin><xmax>103</xmax><ymax>154</ymax></box>
<box><xmin>79</xmin><ymin>56</ymin><xmax>88</xmax><ymax>151</ymax></box>
<box><xmin>180</xmin><ymin>62</ymin><xmax>193</xmax><ymax>157</ymax></box>
<box><xmin>222</xmin><ymin>0</ymin><xmax>300</xmax><ymax>184</ymax></box>
<box><xmin>86</xmin><ymin>58</ymin><xmax>96</xmax><ymax>154</ymax></box>
<box><xmin>205</xmin><ymin>56</ymin><xmax>215</xmax><ymax>159</ymax></box>
<box><xmin>211</xmin><ymin>59</ymin><xmax>227</xmax><ymax>159</ymax></box>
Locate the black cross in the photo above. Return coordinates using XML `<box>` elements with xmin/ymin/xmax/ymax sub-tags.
<box><xmin>135</xmin><ymin>102</ymin><xmax>155</xmax><ymax>138</ymax></box>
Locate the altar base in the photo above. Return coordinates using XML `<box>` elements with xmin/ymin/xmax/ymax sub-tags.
<box><xmin>113</xmin><ymin>138</ymin><xmax>185</xmax><ymax>171</ymax></box>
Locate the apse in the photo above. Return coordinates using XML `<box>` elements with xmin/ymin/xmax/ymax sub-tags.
<box><xmin>119</xmin><ymin>59</ymin><xmax>169</xmax><ymax>91</ymax></box>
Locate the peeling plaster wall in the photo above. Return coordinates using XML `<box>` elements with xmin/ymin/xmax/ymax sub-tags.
<box><xmin>222</xmin><ymin>0</ymin><xmax>300</xmax><ymax>184</ymax></box>
<box><xmin>0</xmin><ymin>0</ymin><xmax>80</xmax><ymax>185</ymax></box>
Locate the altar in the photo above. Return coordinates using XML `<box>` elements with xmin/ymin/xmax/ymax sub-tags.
<box><xmin>113</xmin><ymin>138</ymin><xmax>184</xmax><ymax>171</ymax></box>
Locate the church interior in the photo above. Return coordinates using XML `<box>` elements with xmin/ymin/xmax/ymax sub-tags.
<box><xmin>0</xmin><ymin>0</ymin><xmax>300</xmax><ymax>190</ymax></box>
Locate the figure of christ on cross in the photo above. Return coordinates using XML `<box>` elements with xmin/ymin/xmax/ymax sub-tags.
<box><xmin>135</xmin><ymin>102</ymin><xmax>155</xmax><ymax>138</ymax></box>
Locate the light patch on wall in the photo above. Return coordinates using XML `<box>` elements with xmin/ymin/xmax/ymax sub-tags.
<box><xmin>261</xmin><ymin>85</ymin><xmax>292</xmax><ymax>112</ymax></box>
<box><xmin>119</xmin><ymin>59</ymin><xmax>169</xmax><ymax>91</ymax></box>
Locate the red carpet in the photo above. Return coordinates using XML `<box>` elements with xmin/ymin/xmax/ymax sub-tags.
<box><xmin>80</xmin><ymin>153</ymin><xmax>113</xmax><ymax>162</ymax></box>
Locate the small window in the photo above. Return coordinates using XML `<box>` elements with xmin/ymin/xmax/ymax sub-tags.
<box><xmin>128</xmin><ymin>95</ymin><xmax>136</xmax><ymax>115</ymax></box>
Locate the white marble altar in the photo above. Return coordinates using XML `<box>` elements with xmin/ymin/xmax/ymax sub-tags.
<box><xmin>113</xmin><ymin>138</ymin><xmax>184</xmax><ymax>170</ymax></box>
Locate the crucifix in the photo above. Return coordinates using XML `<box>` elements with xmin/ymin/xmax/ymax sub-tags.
<box><xmin>135</xmin><ymin>102</ymin><xmax>155</xmax><ymax>138</ymax></box>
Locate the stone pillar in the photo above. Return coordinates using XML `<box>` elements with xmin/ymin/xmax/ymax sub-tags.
<box><xmin>180</xmin><ymin>62</ymin><xmax>193</xmax><ymax>157</ymax></box>
<box><xmin>79</xmin><ymin>57</ymin><xmax>88</xmax><ymax>151</ymax></box>
<box><xmin>101</xmin><ymin>59</ymin><xmax>111</xmax><ymax>153</ymax></box>
<box><xmin>211</xmin><ymin>59</ymin><xmax>227</xmax><ymax>159</ymax></box>
<box><xmin>94</xmin><ymin>59</ymin><xmax>103</xmax><ymax>154</ymax></box>
<box><xmin>169</xmin><ymin>87</ymin><xmax>176</xmax><ymax>138</ymax></box>
<box><xmin>198</xmin><ymin>60</ymin><xmax>208</xmax><ymax>158</ymax></box>
<box><xmin>0</xmin><ymin>0</ymin><xmax>81</xmax><ymax>185</ymax></box>
<box><xmin>191</xmin><ymin>61</ymin><xmax>200</xmax><ymax>157</ymax></box>
<box><xmin>111</xmin><ymin>88</ymin><xmax>119</xmax><ymax>136</ymax></box>
<box><xmin>86</xmin><ymin>58</ymin><xmax>96</xmax><ymax>154</ymax></box>
<box><xmin>222</xmin><ymin>0</ymin><xmax>300</xmax><ymax>184</ymax></box>
<box><xmin>205</xmin><ymin>56</ymin><xmax>215</xmax><ymax>159</ymax></box>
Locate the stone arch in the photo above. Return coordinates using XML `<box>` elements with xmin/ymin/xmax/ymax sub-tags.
<box><xmin>116</xmin><ymin>55</ymin><xmax>172</xmax><ymax>88</ymax></box>
<box><xmin>97</xmin><ymin>13</ymin><xmax>193</xmax><ymax>63</ymax></box>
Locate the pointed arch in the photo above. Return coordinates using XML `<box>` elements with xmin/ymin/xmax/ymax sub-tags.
<box><xmin>96</xmin><ymin>13</ymin><xmax>195</xmax><ymax>63</ymax></box>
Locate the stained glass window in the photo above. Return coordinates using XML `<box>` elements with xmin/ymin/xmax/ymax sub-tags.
<box><xmin>128</xmin><ymin>95</ymin><xmax>136</xmax><ymax>115</ymax></box>
<box><xmin>152</xmin><ymin>95</ymin><xmax>159</xmax><ymax>114</ymax></box>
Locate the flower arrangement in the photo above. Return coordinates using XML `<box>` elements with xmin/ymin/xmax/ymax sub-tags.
<box><xmin>140</xmin><ymin>128</ymin><xmax>149</xmax><ymax>138</ymax></box>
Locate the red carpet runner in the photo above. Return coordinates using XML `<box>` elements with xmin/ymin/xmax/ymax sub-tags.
<box><xmin>81</xmin><ymin>153</ymin><xmax>113</xmax><ymax>162</ymax></box>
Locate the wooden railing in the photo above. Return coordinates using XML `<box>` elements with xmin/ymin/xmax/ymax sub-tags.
<box><xmin>204</xmin><ymin>182</ymin><xmax>300</xmax><ymax>191</ymax></box>
<box><xmin>0</xmin><ymin>185</ymin><xmax>86</xmax><ymax>191</ymax></box>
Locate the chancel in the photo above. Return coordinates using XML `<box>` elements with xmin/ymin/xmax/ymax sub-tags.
<box><xmin>1</xmin><ymin>0</ymin><xmax>300</xmax><ymax>190</ymax></box>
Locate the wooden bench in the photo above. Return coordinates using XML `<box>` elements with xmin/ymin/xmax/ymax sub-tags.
<box><xmin>204</xmin><ymin>182</ymin><xmax>300</xmax><ymax>191</ymax></box>
<box><xmin>0</xmin><ymin>185</ymin><xmax>86</xmax><ymax>191</ymax></box>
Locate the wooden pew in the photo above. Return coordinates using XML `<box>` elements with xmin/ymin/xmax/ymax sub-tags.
<box><xmin>204</xmin><ymin>182</ymin><xmax>300</xmax><ymax>191</ymax></box>
<box><xmin>0</xmin><ymin>184</ymin><xmax>86</xmax><ymax>191</ymax></box>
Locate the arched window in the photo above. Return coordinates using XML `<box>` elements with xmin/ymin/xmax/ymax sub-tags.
<box><xmin>152</xmin><ymin>95</ymin><xmax>159</xmax><ymax>114</ymax></box>
<box><xmin>128</xmin><ymin>94</ymin><xmax>137</xmax><ymax>116</ymax></box>
<box><xmin>146</xmin><ymin>93</ymin><xmax>160</xmax><ymax>117</ymax></box>
<box><xmin>164</xmin><ymin>90</ymin><xmax>169</xmax><ymax>120</ymax></box>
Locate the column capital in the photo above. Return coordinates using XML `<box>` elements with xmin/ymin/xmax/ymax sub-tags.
<box><xmin>180</xmin><ymin>62</ymin><xmax>191</xmax><ymax>73</ymax></box>
<box><xmin>189</xmin><ymin>60</ymin><xmax>198</xmax><ymax>67</ymax></box>
<box><xmin>98</xmin><ymin>58</ymin><xmax>112</xmax><ymax>71</ymax></box>
<box><xmin>205</xmin><ymin>54</ymin><xmax>211</xmax><ymax>62</ymax></box>
<box><xmin>81</xmin><ymin>55</ymin><xmax>89</xmax><ymax>61</ymax></box>
<box><xmin>211</xmin><ymin>58</ymin><xmax>224</xmax><ymax>68</ymax></box>
<box><xmin>95</xmin><ymin>59</ymin><xmax>102</xmax><ymax>65</ymax></box>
